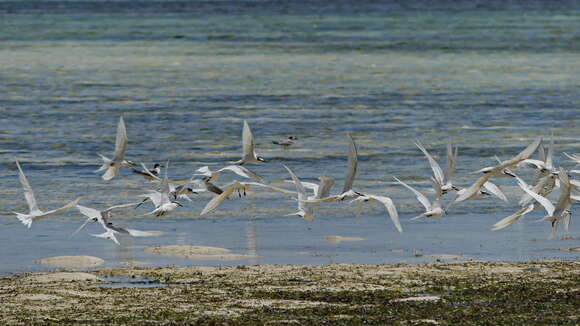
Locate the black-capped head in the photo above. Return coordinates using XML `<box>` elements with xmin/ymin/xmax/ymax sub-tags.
<box><xmin>503</xmin><ymin>169</ymin><xmax>516</xmax><ymax>177</ymax></box>
<box><xmin>257</xmin><ymin>156</ymin><xmax>266</xmax><ymax>162</ymax></box>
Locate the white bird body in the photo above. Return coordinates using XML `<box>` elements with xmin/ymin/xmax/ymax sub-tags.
<box><xmin>195</xmin><ymin>165</ymin><xmax>263</xmax><ymax>183</ymax></box>
<box><xmin>414</xmin><ymin>141</ymin><xmax>459</xmax><ymax>194</ymax></box>
<box><xmin>96</xmin><ymin>116</ymin><xmax>136</xmax><ymax>180</ymax></box>
<box><xmin>233</xmin><ymin>120</ymin><xmax>265</xmax><ymax>165</ymax></box>
<box><xmin>76</xmin><ymin>204</ymin><xmax>158</xmax><ymax>245</ymax></box>
<box><xmin>283</xmin><ymin>165</ymin><xmax>314</xmax><ymax>221</ymax></box>
<box><xmin>13</xmin><ymin>161</ymin><xmax>79</xmax><ymax>228</ymax></box>
<box><xmin>272</xmin><ymin>136</ymin><xmax>296</xmax><ymax>147</ymax></box>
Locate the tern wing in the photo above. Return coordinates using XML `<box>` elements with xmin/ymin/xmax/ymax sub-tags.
<box><xmin>246</xmin><ymin>182</ymin><xmax>296</xmax><ymax>195</ymax></box>
<box><xmin>90</xmin><ymin>230</ymin><xmax>120</xmax><ymax>245</ymax></box>
<box><xmin>104</xmin><ymin>202</ymin><xmax>144</xmax><ymax>212</ymax></box>
<box><xmin>497</xmin><ymin>137</ymin><xmax>542</xmax><ymax>169</ymax></box>
<box><xmin>140</xmin><ymin>192</ymin><xmax>163</xmax><ymax>208</ymax></box>
<box><xmin>113</xmin><ymin>116</ymin><xmax>128</xmax><ymax>162</ymax></box>
<box><xmin>342</xmin><ymin>133</ymin><xmax>358</xmax><ymax>193</ymax></box>
<box><xmin>75</xmin><ymin>205</ymin><xmax>101</xmax><ymax>220</ymax></box>
<box><xmin>15</xmin><ymin>161</ymin><xmax>39</xmax><ymax>213</ymax></box>
<box><xmin>200</xmin><ymin>183</ymin><xmax>238</xmax><ymax>216</ymax></box>
<box><xmin>220</xmin><ymin>165</ymin><xmax>264</xmax><ymax>182</ymax></box>
<box><xmin>366</xmin><ymin>194</ymin><xmax>402</xmax><ymax>233</ymax></box>
<box><xmin>483</xmin><ymin>181</ymin><xmax>508</xmax><ymax>202</ymax></box>
<box><xmin>285</xmin><ymin>180</ymin><xmax>318</xmax><ymax>195</ymax></box>
<box><xmin>517</xmin><ymin>179</ymin><xmax>555</xmax><ymax>216</ymax></box>
<box><xmin>283</xmin><ymin>165</ymin><xmax>307</xmax><ymax>210</ymax></box>
<box><xmin>491</xmin><ymin>204</ymin><xmax>535</xmax><ymax>231</ymax></box>
<box><xmin>394</xmin><ymin>177</ymin><xmax>431</xmax><ymax>211</ymax></box>
<box><xmin>124</xmin><ymin>228</ymin><xmax>161</xmax><ymax>237</ymax></box>
<box><xmin>71</xmin><ymin>217</ymin><xmax>93</xmax><ymax>237</ymax></box>
<box><xmin>42</xmin><ymin>197</ymin><xmax>81</xmax><ymax>216</ymax></box>
<box><xmin>545</xmin><ymin>135</ymin><xmax>554</xmax><ymax>170</ymax></box>
<box><xmin>444</xmin><ymin>143</ymin><xmax>458</xmax><ymax>184</ymax></box>
<box><xmin>317</xmin><ymin>177</ymin><xmax>335</xmax><ymax>199</ymax></box>
<box><xmin>241</xmin><ymin>120</ymin><xmax>256</xmax><ymax>161</ymax></box>
<box><xmin>136</xmin><ymin>163</ymin><xmax>161</xmax><ymax>181</ymax></box>
<box><xmin>455</xmin><ymin>174</ymin><xmax>491</xmax><ymax>202</ymax></box>
<box><xmin>415</xmin><ymin>140</ymin><xmax>445</xmax><ymax>186</ymax></box>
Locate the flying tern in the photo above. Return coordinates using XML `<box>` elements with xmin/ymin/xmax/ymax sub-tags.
<box><xmin>394</xmin><ymin>177</ymin><xmax>445</xmax><ymax>220</ymax></box>
<box><xmin>233</xmin><ymin>120</ymin><xmax>265</xmax><ymax>165</ymax></box>
<box><xmin>195</xmin><ymin>165</ymin><xmax>264</xmax><ymax>183</ymax></box>
<box><xmin>283</xmin><ymin>165</ymin><xmax>315</xmax><ymax>221</ymax></box>
<box><xmin>13</xmin><ymin>161</ymin><xmax>80</xmax><ymax>228</ymax></box>
<box><xmin>95</xmin><ymin>116</ymin><xmax>136</xmax><ymax>180</ymax></box>
<box><xmin>272</xmin><ymin>136</ymin><xmax>297</xmax><ymax>148</ymax></box>
<box><xmin>517</xmin><ymin>168</ymin><xmax>573</xmax><ymax>238</ymax></box>
<box><xmin>133</xmin><ymin>163</ymin><xmax>161</xmax><ymax>181</ymax></box>
<box><xmin>414</xmin><ymin>140</ymin><xmax>459</xmax><ymax>194</ymax></box>
<box><xmin>454</xmin><ymin>137</ymin><xmax>542</xmax><ymax>203</ymax></box>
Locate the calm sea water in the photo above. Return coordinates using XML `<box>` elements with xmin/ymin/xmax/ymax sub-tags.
<box><xmin>0</xmin><ymin>1</ymin><xmax>579</xmax><ymax>275</ymax></box>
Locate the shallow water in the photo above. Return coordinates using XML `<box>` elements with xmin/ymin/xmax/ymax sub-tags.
<box><xmin>0</xmin><ymin>0</ymin><xmax>579</xmax><ymax>275</ymax></box>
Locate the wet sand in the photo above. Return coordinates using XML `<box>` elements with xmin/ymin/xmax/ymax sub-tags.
<box><xmin>1</xmin><ymin>261</ymin><xmax>578</xmax><ymax>325</ymax></box>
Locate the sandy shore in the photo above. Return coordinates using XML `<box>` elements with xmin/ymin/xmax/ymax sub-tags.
<box><xmin>1</xmin><ymin>261</ymin><xmax>578</xmax><ymax>325</ymax></box>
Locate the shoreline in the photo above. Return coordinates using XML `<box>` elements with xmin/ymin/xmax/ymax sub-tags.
<box><xmin>1</xmin><ymin>261</ymin><xmax>578</xmax><ymax>325</ymax></box>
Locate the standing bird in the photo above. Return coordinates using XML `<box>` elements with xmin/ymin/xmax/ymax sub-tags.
<box><xmin>233</xmin><ymin>120</ymin><xmax>265</xmax><ymax>165</ymax></box>
<box><xmin>96</xmin><ymin>116</ymin><xmax>136</xmax><ymax>180</ymax></box>
<box><xmin>13</xmin><ymin>161</ymin><xmax>79</xmax><ymax>228</ymax></box>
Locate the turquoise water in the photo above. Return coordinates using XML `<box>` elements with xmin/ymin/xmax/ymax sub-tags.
<box><xmin>0</xmin><ymin>1</ymin><xmax>579</xmax><ymax>275</ymax></box>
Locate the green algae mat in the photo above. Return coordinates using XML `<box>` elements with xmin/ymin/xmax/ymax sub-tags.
<box><xmin>1</xmin><ymin>262</ymin><xmax>578</xmax><ymax>325</ymax></box>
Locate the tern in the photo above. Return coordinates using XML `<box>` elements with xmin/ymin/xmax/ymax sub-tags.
<box><xmin>283</xmin><ymin>165</ymin><xmax>315</xmax><ymax>221</ymax></box>
<box><xmin>285</xmin><ymin>176</ymin><xmax>335</xmax><ymax>200</ymax></box>
<box><xmin>517</xmin><ymin>168</ymin><xmax>573</xmax><ymax>238</ymax></box>
<box><xmin>138</xmin><ymin>162</ymin><xmax>183</xmax><ymax>217</ymax></box>
<box><xmin>350</xmin><ymin>193</ymin><xmax>401</xmax><ymax>233</ymax></box>
<box><xmin>272</xmin><ymin>136</ymin><xmax>297</xmax><ymax>148</ymax></box>
<box><xmin>195</xmin><ymin>165</ymin><xmax>264</xmax><ymax>183</ymax></box>
<box><xmin>95</xmin><ymin>116</ymin><xmax>136</xmax><ymax>180</ymax></box>
<box><xmin>13</xmin><ymin>161</ymin><xmax>80</xmax><ymax>228</ymax></box>
<box><xmin>414</xmin><ymin>140</ymin><xmax>459</xmax><ymax>194</ymax></box>
<box><xmin>200</xmin><ymin>180</ymin><xmax>296</xmax><ymax>216</ymax></box>
<box><xmin>133</xmin><ymin>163</ymin><xmax>162</xmax><ymax>181</ymax></box>
<box><xmin>305</xmin><ymin>133</ymin><xmax>361</xmax><ymax>202</ymax></box>
<box><xmin>491</xmin><ymin>174</ymin><xmax>552</xmax><ymax>231</ymax></box>
<box><xmin>76</xmin><ymin>205</ymin><xmax>159</xmax><ymax>245</ymax></box>
<box><xmin>74</xmin><ymin>203</ymin><xmax>152</xmax><ymax>235</ymax></box>
<box><xmin>395</xmin><ymin>177</ymin><xmax>445</xmax><ymax>220</ymax></box>
<box><xmin>454</xmin><ymin>137</ymin><xmax>542</xmax><ymax>203</ymax></box>
<box><xmin>233</xmin><ymin>120</ymin><xmax>265</xmax><ymax>165</ymax></box>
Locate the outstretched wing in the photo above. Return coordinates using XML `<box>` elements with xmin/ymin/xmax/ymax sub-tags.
<box><xmin>15</xmin><ymin>161</ymin><xmax>39</xmax><ymax>213</ymax></box>
<box><xmin>394</xmin><ymin>177</ymin><xmax>431</xmax><ymax>211</ymax></box>
<box><xmin>342</xmin><ymin>133</ymin><xmax>358</xmax><ymax>193</ymax></box>
<box><xmin>113</xmin><ymin>116</ymin><xmax>128</xmax><ymax>162</ymax></box>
